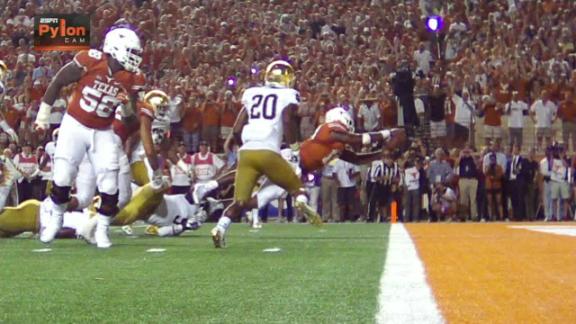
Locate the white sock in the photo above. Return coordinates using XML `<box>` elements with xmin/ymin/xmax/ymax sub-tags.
<box><xmin>96</xmin><ymin>214</ymin><xmax>110</xmax><ymax>230</ymax></box>
<box><xmin>157</xmin><ymin>225</ymin><xmax>183</xmax><ymax>237</ymax></box>
<box><xmin>217</xmin><ymin>216</ymin><xmax>231</xmax><ymax>232</ymax></box>
<box><xmin>295</xmin><ymin>194</ymin><xmax>308</xmax><ymax>205</ymax></box>
<box><xmin>251</xmin><ymin>209</ymin><xmax>260</xmax><ymax>225</ymax></box>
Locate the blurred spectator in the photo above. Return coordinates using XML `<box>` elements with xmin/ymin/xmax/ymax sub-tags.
<box><xmin>505</xmin><ymin>144</ymin><xmax>526</xmax><ymax>221</ymax></box>
<box><xmin>428</xmin><ymin>86</ymin><xmax>447</xmax><ymax>148</ymax></box>
<box><xmin>427</xmin><ymin>148</ymin><xmax>452</xmax><ymax>185</ymax></box>
<box><xmin>0</xmin><ymin>148</ymin><xmax>22</xmax><ymax>210</ymax></box>
<box><xmin>200</xmin><ymin>91</ymin><xmax>221</xmax><ymax>151</ymax></box>
<box><xmin>357</xmin><ymin>97</ymin><xmax>381</xmax><ymax>132</ymax></box>
<box><xmin>558</xmin><ymin>88</ymin><xmax>576</xmax><ymax>151</ymax></box>
<box><xmin>480</xmin><ymin>95</ymin><xmax>503</xmax><ymax>146</ymax></box>
<box><xmin>530</xmin><ymin>90</ymin><xmax>558</xmax><ymax>152</ymax></box>
<box><xmin>190</xmin><ymin>141</ymin><xmax>224</xmax><ymax>185</ymax></box>
<box><xmin>452</xmin><ymin>89</ymin><xmax>476</xmax><ymax>149</ymax></box>
<box><xmin>413</xmin><ymin>42</ymin><xmax>433</xmax><ymax>76</ymax></box>
<box><xmin>539</xmin><ymin>147</ymin><xmax>555</xmax><ymax>221</ymax></box>
<box><xmin>456</xmin><ymin>146</ymin><xmax>479</xmax><ymax>221</ymax></box>
<box><xmin>504</xmin><ymin>91</ymin><xmax>528</xmax><ymax>151</ymax></box>
<box><xmin>220</xmin><ymin>90</ymin><xmax>239</xmax><ymax>145</ymax></box>
<box><xmin>484</xmin><ymin>153</ymin><xmax>505</xmax><ymax>221</ymax></box>
<box><xmin>181</xmin><ymin>96</ymin><xmax>202</xmax><ymax>154</ymax></box>
<box><xmin>13</xmin><ymin>142</ymin><xmax>38</xmax><ymax>201</ymax></box>
<box><xmin>168</xmin><ymin>92</ymin><xmax>184</xmax><ymax>141</ymax></box>
<box><xmin>523</xmin><ymin>149</ymin><xmax>540</xmax><ymax>221</ymax></box>
<box><xmin>431</xmin><ymin>182</ymin><xmax>457</xmax><ymax>222</ymax></box>
<box><xmin>334</xmin><ymin>158</ymin><xmax>360</xmax><ymax>222</ymax></box>
<box><xmin>320</xmin><ymin>161</ymin><xmax>339</xmax><ymax>223</ymax></box>
<box><xmin>170</xmin><ymin>142</ymin><xmax>192</xmax><ymax>195</ymax></box>
<box><xmin>550</xmin><ymin>145</ymin><xmax>570</xmax><ymax>221</ymax></box>
<box><xmin>36</xmin><ymin>145</ymin><xmax>51</xmax><ymax>199</ymax></box>
<box><xmin>403</xmin><ymin>158</ymin><xmax>421</xmax><ymax>222</ymax></box>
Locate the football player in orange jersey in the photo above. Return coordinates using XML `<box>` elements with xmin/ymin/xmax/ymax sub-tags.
<box><xmin>192</xmin><ymin>107</ymin><xmax>406</xmax><ymax>210</ymax></box>
<box><xmin>33</xmin><ymin>27</ymin><xmax>160</xmax><ymax>248</ymax></box>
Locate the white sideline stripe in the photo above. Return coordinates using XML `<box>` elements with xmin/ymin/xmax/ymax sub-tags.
<box><xmin>375</xmin><ymin>224</ymin><xmax>444</xmax><ymax>324</ymax></box>
<box><xmin>509</xmin><ymin>225</ymin><xmax>576</xmax><ymax>237</ymax></box>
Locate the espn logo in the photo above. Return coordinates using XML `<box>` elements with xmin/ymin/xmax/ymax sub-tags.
<box><xmin>34</xmin><ymin>14</ymin><xmax>90</xmax><ymax>51</ymax></box>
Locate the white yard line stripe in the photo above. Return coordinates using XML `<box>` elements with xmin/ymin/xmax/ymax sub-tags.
<box><xmin>375</xmin><ymin>224</ymin><xmax>444</xmax><ymax>324</ymax></box>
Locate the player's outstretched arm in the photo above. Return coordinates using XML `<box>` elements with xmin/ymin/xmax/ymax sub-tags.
<box><xmin>329</xmin><ymin>128</ymin><xmax>406</xmax><ymax>148</ymax></box>
<box><xmin>35</xmin><ymin>62</ymin><xmax>83</xmax><ymax>130</ymax></box>
<box><xmin>282</xmin><ymin>103</ymin><xmax>299</xmax><ymax>145</ymax></box>
<box><xmin>232</xmin><ymin>108</ymin><xmax>248</xmax><ymax>146</ymax></box>
<box><xmin>339</xmin><ymin>150</ymin><xmax>383</xmax><ymax>165</ymax></box>
<box><xmin>42</xmin><ymin>62</ymin><xmax>83</xmax><ymax>105</ymax></box>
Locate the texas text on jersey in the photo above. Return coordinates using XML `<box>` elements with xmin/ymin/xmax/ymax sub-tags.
<box><xmin>68</xmin><ymin>49</ymin><xmax>145</xmax><ymax>130</ymax></box>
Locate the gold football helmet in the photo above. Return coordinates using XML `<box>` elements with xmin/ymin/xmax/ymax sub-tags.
<box><xmin>144</xmin><ymin>89</ymin><xmax>171</xmax><ymax>117</ymax></box>
<box><xmin>264</xmin><ymin>60</ymin><xmax>295</xmax><ymax>88</ymax></box>
<box><xmin>0</xmin><ymin>60</ymin><xmax>8</xmax><ymax>81</ymax></box>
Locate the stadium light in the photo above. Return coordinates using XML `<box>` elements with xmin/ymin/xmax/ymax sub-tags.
<box><xmin>426</xmin><ymin>16</ymin><xmax>443</xmax><ymax>33</ymax></box>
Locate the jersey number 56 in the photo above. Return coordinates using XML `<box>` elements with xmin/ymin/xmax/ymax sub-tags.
<box><xmin>80</xmin><ymin>86</ymin><xmax>119</xmax><ymax>118</ymax></box>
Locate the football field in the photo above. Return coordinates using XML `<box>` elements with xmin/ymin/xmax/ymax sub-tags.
<box><xmin>0</xmin><ymin>224</ymin><xmax>389</xmax><ymax>323</ymax></box>
<box><xmin>1</xmin><ymin>222</ymin><xmax>576</xmax><ymax>323</ymax></box>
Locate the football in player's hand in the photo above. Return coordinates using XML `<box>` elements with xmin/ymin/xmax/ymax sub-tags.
<box><xmin>385</xmin><ymin>128</ymin><xmax>407</xmax><ymax>150</ymax></box>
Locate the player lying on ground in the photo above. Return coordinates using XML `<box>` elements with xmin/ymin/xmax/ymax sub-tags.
<box><xmin>210</xmin><ymin>60</ymin><xmax>323</xmax><ymax>248</ymax></box>
<box><xmin>192</xmin><ymin>107</ymin><xmax>407</xmax><ymax>220</ymax></box>
<box><xmin>0</xmin><ymin>181</ymin><xmax>204</xmax><ymax>240</ymax></box>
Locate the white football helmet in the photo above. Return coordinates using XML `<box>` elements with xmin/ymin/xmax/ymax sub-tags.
<box><xmin>103</xmin><ymin>28</ymin><xmax>142</xmax><ymax>73</ymax></box>
<box><xmin>325</xmin><ymin>107</ymin><xmax>354</xmax><ymax>132</ymax></box>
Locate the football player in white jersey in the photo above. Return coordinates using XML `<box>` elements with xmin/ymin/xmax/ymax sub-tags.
<box><xmin>211</xmin><ymin>60</ymin><xmax>321</xmax><ymax>248</ymax></box>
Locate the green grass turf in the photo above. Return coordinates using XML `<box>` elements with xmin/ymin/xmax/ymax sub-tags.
<box><xmin>0</xmin><ymin>223</ymin><xmax>389</xmax><ymax>324</ymax></box>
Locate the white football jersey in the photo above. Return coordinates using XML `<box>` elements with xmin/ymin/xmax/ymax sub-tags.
<box><xmin>147</xmin><ymin>194</ymin><xmax>198</xmax><ymax>227</ymax></box>
<box><xmin>240</xmin><ymin>86</ymin><xmax>300</xmax><ymax>153</ymax></box>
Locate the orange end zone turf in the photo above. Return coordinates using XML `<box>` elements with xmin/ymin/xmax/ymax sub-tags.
<box><xmin>406</xmin><ymin>223</ymin><xmax>576</xmax><ymax>323</ymax></box>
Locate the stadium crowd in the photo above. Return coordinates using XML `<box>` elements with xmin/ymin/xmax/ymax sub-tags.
<box><xmin>1</xmin><ymin>0</ymin><xmax>576</xmax><ymax>222</ymax></box>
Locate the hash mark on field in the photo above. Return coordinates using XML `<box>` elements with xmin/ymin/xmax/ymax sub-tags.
<box><xmin>509</xmin><ymin>225</ymin><xmax>576</xmax><ymax>237</ymax></box>
<box><xmin>375</xmin><ymin>224</ymin><xmax>444</xmax><ymax>324</ymax></box>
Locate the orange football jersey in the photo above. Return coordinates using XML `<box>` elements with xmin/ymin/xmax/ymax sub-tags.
<box><xmin>67</xmin><ymin>49</ymin><xmax>146</xmax><ymax>129</ymax></box>
<box><xmin>299</xmin><ymin>122</ymin><xmax>347</xmax><ymax>172</ymax></box>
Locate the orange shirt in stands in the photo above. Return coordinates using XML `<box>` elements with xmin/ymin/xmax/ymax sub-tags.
<box><xmin>220</xmin><ymin>102</ymin><xmax>240</xmax><ymax>128</ymax></box>
<box><xmin>201</xmin><ymin>101</ymin><xmax>220</xmax><ymax>127</ymax></box>
<box><xmin>182</xmin><ymin>107</ymin><xmax>202</xmax><ymax>133</ymax></box>
<box><xmin>484</xmin><ymin>104</ymin><xmax>502</xmax><ymax>126</ymax></box>
<box><xmin>558</xmin><ymin>98</ymin><xmax>576</xmax><ymax>123</ymax></box>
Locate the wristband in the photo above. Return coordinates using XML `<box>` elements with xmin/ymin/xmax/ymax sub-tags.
<box><xmin>362</xmin><ymin>133</ymin><xmax>371</xmax><ymax>145</ymax></box>
<box><xmin>380</xmin><ymin>130</ymin><xmax>391</xmax><ymax>140</ymax></box>
<box><xmin>36</xmin><ymin>102</ymin><xmax>52</xmax><ymax>125</ymax></box>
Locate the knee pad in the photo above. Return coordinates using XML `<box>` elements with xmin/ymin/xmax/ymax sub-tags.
<box><xmin>97</xmin><ymin>191</ymin><xmax>119</xmax><ymax>216</ymax></box>
<box><xmin>50</xmin><ymin>185</ymin><xmax>71</xmax><ymax>205</ymax></box>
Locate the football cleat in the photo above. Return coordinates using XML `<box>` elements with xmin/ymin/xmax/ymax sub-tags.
<box><xmin>94</xmin><ymin>220</ymin><xmax>112</xmax><ymax>249</ymax></box>
<box><xmin>295</xmin><ymin>201</ymin><xmax>323</xmax><ymax>226</ymax></box>
<box><xmin>39</xmin><ymin>199</ymin><xmax>64</xmax><ymax>244</ymax></box>
<box><xmin>145</xmin><ymin>225</ymin><xmax>159</xmax><ymax>236</ymax></box>
<box><xmin>121</xmin><ymin>225</ymin><xmax>134</xmax><ymax>236</ymax></box>
<box><xmin>77</xmin><ymin>216</ymin><xmax>97</xmax><ymax>245</ymax></box>
<box><xmin>211</xmin><ymin>227</ymin><xmax>226</xmax><ymax>248</ymax></box>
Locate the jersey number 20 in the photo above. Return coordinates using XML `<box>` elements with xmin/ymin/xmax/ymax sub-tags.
<box><xmin>250</xmin><ymin>94</ymin><xmax>277</xmax><ymax>120</ymax></box>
